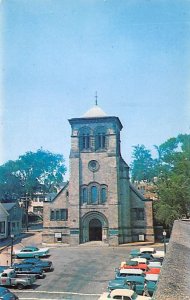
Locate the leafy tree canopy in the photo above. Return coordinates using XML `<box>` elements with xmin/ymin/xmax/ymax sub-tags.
<box><xmin>0</xmin><ymin>149</ymin><xmax>67</xmax><ymax>200</ymax></box>
<box><xmin>130</xmin><ymin>134</ymin><xmax>190</xmax><ymax>227</ymax></box>
<box><xmin>130</xmin><ymin>144</ymin><xmax>155</xmax><ymax>181</ymax></box>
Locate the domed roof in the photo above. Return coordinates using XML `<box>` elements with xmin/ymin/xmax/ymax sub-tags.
<box><xmin>82</xmin><ymin>105</ymin><xmax>107</xmax><ymax>118</ymax></box>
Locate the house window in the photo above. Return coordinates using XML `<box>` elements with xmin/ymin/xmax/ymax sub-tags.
<box><xmin>50</xmin><ymin>210</ymin><xmax>55</xmax><ymax>220</ymax></box>
<box><xmin>133</xmin><ymin>208</ymin><xmax>145</xmax><ymax>220</ymax></box>
<box><xmin>95</xmin><ymin>126</ymin><xmax>107</xmax><ymax>150</ymax></box>
<box><xmin>0</xmin><ymin>222</ymin><xmax>5</xmax><ymax>234</ymax></box>
<box><xmin>80</xmin><ymin>183</ymin><xmax>108</xmax><ymax>205</ymax></box>
<box><xmin>60</xmin><ymin>209</ymin><xmax>68</xmax><ymax>220</ymax></box>
<box><xmin>79</xmin><ymin>127</ymin><xmax>92</xmax><ymax>151</ymax></box>
<box><xmin>100</xmin><ymin>187</ymin><xmax>107</xmax><ymax>203</ymax></box>
<box><xmin>81</xmin><ymin>187</ymin><xmax>88</xmax><ymax>204</ymax></box>
<box><xmin>91</xmin><ymin>186</ymin><xmax>98</xmax><ymax>203</ymax></box>
<box><xmin>56</xmin><ymin>210</ymin><xmax>60</xmax><ymax>220</ymax></box>
<box><xmin>97</xmin><ymin>133</ymin><xmax>106</xmax><ymax>149</ymax></box>
<box><xmin>82</xmin><ymin>134</ymin><xmax>90</xmax><ymax>149</ymax></box>
<box><xmin>50</xmin><ymin>209</ymin><xmax>68</xmax><ymax>221</ymax></box>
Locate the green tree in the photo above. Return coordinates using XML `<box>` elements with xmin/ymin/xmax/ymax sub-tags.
<box><xmin>154</xmin><ymin>134</ymin><xmax>190</xmax><ymax>227</ymax></box>
<box><xmin>0</xmin><ymin>149</ymin><xmax>67</xmax><ymax>200</ymax></box>
<box><xmin>130</xmin><ymin>144</ymin><xmax>156</xmax><ymax>182</ymax></box>
<box><xmin>130</xmin><ymin>134</ymin><xmax>190</xmax><ymax>228</ymax></box>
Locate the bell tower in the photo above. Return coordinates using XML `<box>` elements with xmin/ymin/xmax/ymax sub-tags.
<box><xmin>68</xmin><ymin>104</ymin><xmax>131</xmax><ymax>246</ymax></box>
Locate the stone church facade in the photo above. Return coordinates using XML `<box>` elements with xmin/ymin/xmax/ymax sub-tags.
<box><xmin>43</xmin><ymin>105</ymin><xmax>154</xmax><ymax>246</ymax></box>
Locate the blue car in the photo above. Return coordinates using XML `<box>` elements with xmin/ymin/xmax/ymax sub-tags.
<box><xmin>12</xmin><ymin>263</ymin><xmax>45</xmax><ymax>279</ymax></box>
<box><xmin>0</xmin><ymin>287</ymin><xmax>18</xmax><ymax>300</ymax></box>
<box><xmin>22</xmin><ymin>258</ymin><xmax>53</xmax><ymax>272</ymax></box>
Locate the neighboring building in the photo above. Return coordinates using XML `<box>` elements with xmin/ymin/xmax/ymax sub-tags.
<box><xmin>27</xmin><ymin>194</ymin><xmax>45</xmax><ymax>217</ymax></box>
<box><xmin>0</xmin><ymin>202</ymin><xmax>9</xmax><ymax>240</ymax></box>
<box><xmin>1</xmin><ymin>202</ymin><xmax>23</xmax><ymax>237</ymax></box>
<box><xmin>43</xmin><ymin>105</ymin><xmax>154</xmax><ymax>246</ymax></box>
<box><xmin>134</xmin><ymin>180</ymin><xmax>158</xmax><ymax>201</ymax></box>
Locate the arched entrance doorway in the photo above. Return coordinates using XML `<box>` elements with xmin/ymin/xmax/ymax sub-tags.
<box><xmin>89</xmin><ymin>219</ymin><xmax>102</xmax><ymax>241</ymax></box>
<box><xmin>81</xmin><ymin>211</ymin><xmax>108</xmax><ymax>244</ymax></box>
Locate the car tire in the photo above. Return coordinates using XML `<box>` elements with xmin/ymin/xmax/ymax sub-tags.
<box><xmin>17</xmin><ymin>283</ymin><xmax>24</xmax><ymax>290</ymax></box>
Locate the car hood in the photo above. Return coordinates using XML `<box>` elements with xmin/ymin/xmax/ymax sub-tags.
<box><xmin>108</xmin><ymin>279</ymin><xmax>126</xmax><ymax>288</ymax></box>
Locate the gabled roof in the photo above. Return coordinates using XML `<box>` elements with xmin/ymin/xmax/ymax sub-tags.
<box><xmin>2</xmin><ymin>202</ymin><xmax>17</xmax><ymax>211</ymax></box>
<box><xmin>130</xmin><ymin>182</ymin><xmax>152</xmax><ymax>201</ymax></box>
<box><xmin>45</xmin><ymin>181</ymin><xmax>69</xmax><ymax>202</ymax></box>
<box><xmin>0</xmin><ymin>202</ymin><xmax>9</xmax><ymax>216</ymax></box>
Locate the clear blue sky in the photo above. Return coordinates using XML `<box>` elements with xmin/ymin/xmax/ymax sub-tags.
<box><xmin>1</xmin><ymin>0</ymin><xmax>190</xmax><ymax>178</ymax></box>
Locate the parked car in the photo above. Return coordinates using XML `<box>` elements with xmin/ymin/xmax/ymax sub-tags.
<box><xmin>13</xmin><ymin>246</ymin><xmax>49</xmax><ymax>258</ymax></box>
<box><xmin>130</xmin><ymin>248</ymin><xmax>165</xmax><ymax>260</ymax></box>
<box><xmin>148</xmin><ymin>261</ymin><xmax>162</xmax><ymax>268</ymax></box>
<box><xmin>12</xmin><ymin>263</ymin><xmax>45</xmax><ymax>279</ymax></box>
<box><xmin>145</xmin><ymin>268</ymin><xmax>160</xmax><ymax>275</ymax></box>
<box><xmin>108</xmin><ymin>276</ymin><xmax>145</xmax><ymax>295</ymax></box>
<box><xmin>0</xmin><ymin>268</ymin><xmax>9</xmax><ymax>274</ymax></box>
<box><xmin>115</xmin><ymin>268</ymin><xmax>144</xmax><ymax>279</ymax></box>
<box><xmin>131</xmin><ymin>258</ymin><xmax>147</xmax><ymax>264</ymax></box>
<box><xmin>22</xmin><ymin>258</ymin><xmax>53</xmax><ymax>272</ymax></box>
<box><xmin>0</xmin><ymin>268</ymin><xmax>35</xmax><ymax>290</ymax></box>
<box><xmin>144</xmin><ymin>274</ymin><xmax>159</xmax><ymax>296</ymax></box>
<box><xmin>148</xmin><ymin>257</ymin><xmax>164</xmax><ymax>264</ymax></box>
<box><xmin>98</xmin><ymin>288</ymin><xmax>151</xmax><ymax>300</ymax></box>
<box><xmin>120</xmin><ymin>260</ymin><xmax>148</xmax><ymax>271</ymax></box>
<box><xmin>0</xmin><ymin>287</ymin><xmax>18</xmax><ymax>300</ymax></box>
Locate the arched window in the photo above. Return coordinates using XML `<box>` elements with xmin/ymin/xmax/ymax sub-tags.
<box><xmin>95</xmin><ymin>126</ymin><xmax>107</xmax><ymax>150</ymax></box>
<box><xmin>100</xmin><ymin>187</ymin><xmax>107</xmax><ymax>203</ymax></box>
<box><xmin>79</xmin><ymin>127</ymin><xmax>92</xmax><ymax>151</ymax></box>
<box><xmin>82</xmin><ymin>133</ymin><xmax>90</xmax><ymax>149</ymax></box>
<box><xmin>80</xmin><ymin>186</ymin><xmax>88</xmax><ymax>204</ymax></box>
<box><xmin>98</xmin><ymin>133</ymin><xmax>106</xmax><ymax>149</ymax></box>
<box><xmin>82</xmin><ymin>187</ymin><xmax>88</xmax><ymax>203</ymax></box>
<box><xmin>91</xmin><ymin>186</ymin><xmax>98</xmax><ymax>203</ymax></box>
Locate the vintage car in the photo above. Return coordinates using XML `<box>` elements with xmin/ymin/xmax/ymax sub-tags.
<box><xmin>12</xmin><ymin>263</ymin><xmax>45</xmax><ymax>279</ymax></box>
<box><xmin>131</xmin><ymin>258</ymin><xmax>147</xmax><ymax>264</ymax></box>
<box><xmin>147</xmin><ymin>261</ymin><xmax>162</xmax><ymax>268</ymax></box>
<box><xmin>0</xmin><ymin>286</ymin><xmax>19</xmax><ymax>300</ymax></box>
<box><xmin>22</xmin><ymin>258</ymin><xmax>54</xmax><ymax>272</ymax></box>
<box><xmin>130</xmin><ymin>248</ymin><xmax>165</xmax><ymax>260</ymax></box>
<box><xmin>108</xmin><ymin>276</ymin><xmax>145</xmax><ymax>295</ymax></box>
<box><xmin>98</xmin><ymin>289</ymin><xmax>151</xmax><ymax>300</ymax></box>
<box><xmin>144</xmin><ymin>274</ymin><xmax>159</xmax><ymax>296</ymax></box>
<box><xmin>0</xmin><ymin>268</ymin><xmax>35</xmax><ymax>289</ymax></box>
<box><xmin>145</xmin><ymin>268</ymin><xmax>160</xmax><ymax>275</ymax></box>
<box><xmin>13</xmin><ymin>246</ymin><xmax>49</xmax><ymax>258</ymax></box>
<box><xmin>0</xmin><ymin>267</ymin><xmax>9</xmax><ymax>273</ymax></box>
<box><xmin>115</xmin><ymin>268</ymin><xmax>144</xmax><ymax>279</ymax></box>
<box><xmin>120</xmin><ymin>260</ymin><xmax>148</xmax><ymax>271</ymax></box>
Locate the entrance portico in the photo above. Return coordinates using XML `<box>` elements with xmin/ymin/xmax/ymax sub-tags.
<box><xmin>81</xmin><ymin>211</ymin><xmax>108</xmax><ymax>243</ymax></box>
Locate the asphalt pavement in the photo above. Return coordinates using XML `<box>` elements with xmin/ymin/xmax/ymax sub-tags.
<box><xmin>0</xmin><ymin>230</ymin><xmax>164</xmax><ymax>300</ymax></box>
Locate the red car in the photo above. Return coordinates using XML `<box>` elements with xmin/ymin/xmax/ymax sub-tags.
<box><xmin>120</xmin><ymin>261</ymin><xmax>148</xmax><ymax>272</ymax></box>
<box><xmin>145</xmin><ymin>267</ymin><xmax>161</xmax><ymax>274</ymax></box>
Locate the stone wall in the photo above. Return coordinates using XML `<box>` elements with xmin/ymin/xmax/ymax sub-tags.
<box><xmin>153</xmin><ymin>220</ymin><xmax>190</xmax><ymax>300</ymax></box>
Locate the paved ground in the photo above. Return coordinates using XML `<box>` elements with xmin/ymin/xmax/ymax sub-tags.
<box><xmin>0</xmin><ymin>231</ymin><xmax>164</xmax><ymax>300</ymax></box>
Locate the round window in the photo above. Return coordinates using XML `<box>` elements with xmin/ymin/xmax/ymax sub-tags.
<box><xmin>88</xmin><ymin>160</ymin><xmax>100</xmax><ymax>172</ymax></box>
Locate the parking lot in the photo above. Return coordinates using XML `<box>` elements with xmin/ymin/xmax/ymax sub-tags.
<box><xmin>0</xmin><ymin>232</ymin><xmax>163</xmax><ymax>300</ymax></box>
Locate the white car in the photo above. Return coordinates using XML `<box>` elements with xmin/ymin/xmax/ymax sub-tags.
<box><xmin>13</xmin><ymin>246</ymin><xmax>50</xmax><ymax>258</ymax></box>
<box><xmin>98</xmin><ymin>289</ymin><xmax>151</xmax><ymax>300</ymax></box>
<box><xmin>145</xmin><ymin>274</ymin><xmax>159</xmax><ymax>282</ymax></box>
<box><xmin>148</xmin><ymin>261</ymin><xmax>162</xmax><ymax>268</ymax></box>
<box><xmin>140</xmin><ymin>247</ymin><xmax>165</xmax><ymax>259</ymax></box>
<box><xmin>131</xmin><ymin>257</ymin><xmax>147</xmax><ymax>264</ymax></box>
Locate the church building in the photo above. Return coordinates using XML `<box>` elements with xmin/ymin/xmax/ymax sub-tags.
<box><xmin>42</xmin><ymin>104</ymin><xmax>154</xmax><ymax>246</ymax></box>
